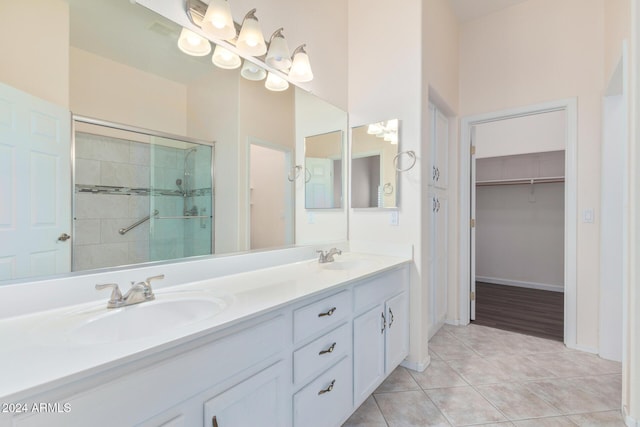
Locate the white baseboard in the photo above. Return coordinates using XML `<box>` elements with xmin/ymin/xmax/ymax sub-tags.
<box><xmin>476</xmin><ymin>276</ymin><xmax>564</xmax><ymax>293</ymax></box>
<box><xmin>401</xmin><ymin>355</ymin><xmax>431</xmax><ymax>373</ymax></box>
<box><xmin>445</xmin><ymin>319</ymin><xmax>460</xmax><ymax>326</ymax></box>
<box><xmin>566</xmin><ymin>342</ymin><xmax>599</xmax><ymax>355</ymax></box>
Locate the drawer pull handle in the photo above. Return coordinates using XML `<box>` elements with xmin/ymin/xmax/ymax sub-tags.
<box><xmin>319</xmin><ymin>342</ymin><xmax>336</xmax><ymax>355</ymax></box>
<box><xmin>381</xmin><ymin>312</ymin><xmax>386</xmax><ymax>334</ymax></box>
<box><xmin>212</xmin><ymin>415</ymin><xmax>219</xmax><ymax>427</ymax></box>
<box><xmin>389</xmin><ymin>308</ymin><xmax>395</xmax><ymax>328</ymax></box>
<box><xmin>318</xmin><ymin>307</ymin><xmax>336</xmax><ymax>317</ymax></box>
<box><xmin>318</xmin><ymin>379</ymin><xmax>336</xmax><ymax>395</ymax></box>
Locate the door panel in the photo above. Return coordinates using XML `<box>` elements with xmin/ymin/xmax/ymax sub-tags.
<box><xmin>0</xmin><ymin>82</ymin><xmax>71</xmax><ymax>281</ymax></box>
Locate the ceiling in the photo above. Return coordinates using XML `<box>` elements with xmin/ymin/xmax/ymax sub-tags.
<box><xmin>449</xmin><ymin>0</ymin><xmax>531</xmax><ymax>23</ymax></box>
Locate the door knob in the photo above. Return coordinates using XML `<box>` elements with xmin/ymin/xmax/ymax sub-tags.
<box><xmin>57</xmin><ymin>233</ymin><xmax>71</xmax><ymax>242</ymax></box>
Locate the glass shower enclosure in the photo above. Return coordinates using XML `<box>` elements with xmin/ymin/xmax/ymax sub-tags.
<box><xmin>72</xmin><ymin>116</ymin><xmax>214</xmax><ymax>272</ymax></box>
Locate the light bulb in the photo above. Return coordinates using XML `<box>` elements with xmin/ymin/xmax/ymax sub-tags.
<box><xmin>177</xmin><ymin>28</ymin><xmax>211</xmax><ymax>57</ymax></box>
<box><xmin>201</xmin><ymin>0</ymin><xmax>236</xmax><ymax>41</ymax></box>
<box><xmin>240</xmin><ymin>61</ymin><xmax>267</xmax><ymax>81</ymax></box>
<box><xmin>265</xmin><ymin>72</ymin><xmax>289</xmax><ymax>92</ymax></box>
<box><xmin>212</xmin><ymin>45</ymin><xmax>241</xmax><ymax>70</ymax></box>
<box><xmin>236</xmin><ymin>9</ymin><xmax>267</xmax><ymax>56</ymax></box>
<box><xmin>289</xmin><ymin>45</ymin><xmax>313</xmax><ymax>82</ymax></box>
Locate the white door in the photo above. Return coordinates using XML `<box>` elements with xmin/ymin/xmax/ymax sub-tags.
<box><xmin>434</xmin><ymin>108</ymin><xmax>449</xmax><ymax>190</ymax></box>
<box><xmin>0</xmin><ymin>82</ymin><xmax>71</xmax><ymax>281</ymax></box>
<box><xmin>305</xmin><ymin>157</ymin><xmax>334</xmax><ymax>208</ymax></box>
<box><xmin>470</xmin><ymin>126</ymin><xmax>477</xmax><ymax>320</ymax></box>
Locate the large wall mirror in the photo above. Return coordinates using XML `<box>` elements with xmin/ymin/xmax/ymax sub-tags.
<box><xmin>0</xmin><ymin>0</ymin><xmax>347</xmax><ymax>284</ymax></box>
<box><xmin>304</xmin><ymin>131</ymin><xmax>343</xmax><ymax>209</ymax></box>
<box><xmin>351</xmin><ymin>120</ymin><xmax>400</xmax><ymax>209</ymax></box>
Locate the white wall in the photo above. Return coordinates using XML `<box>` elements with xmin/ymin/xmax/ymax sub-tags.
<box><xmin>0</xmin><ymin>0</ymin><xmax>69</xmax><ymax>108</ymax></box>
<box><xmin>186</xmin><ymin>72</ymin><xmax>240</xmax><ymax>254</ymax></box>
<box><xmin>476</xmin><ymin>183</ymin><xmax>565</xmax><ymax>291</ymax></box>
<box><xmin>295</xmin><ymin>89</ymin><xmax>348</xmax><ymax>245</ymax></box>
<box><xmin>348</xmin><ymin>0</ymin><xmax>460</xmax><ymax>369</ymax></box>
<box><xmin>475</xmin><ymin>110</ymin><xmax>566</xmax><ymax>159</ymax></box>
<box><xmin>70</xmin><ymin>48</ymin><xmax>187</xmax><ymax>136</ymax></box>
<box><xmin>459</xmin><ymin>0</ymin><xmax>604</xmax><ymax>351</ymax></box>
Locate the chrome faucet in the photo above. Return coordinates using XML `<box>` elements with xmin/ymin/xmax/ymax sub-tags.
<box><xmin>96</xmin><ymin>274</ymin><xmax>164</xmax><ymax>309</ymax></box>
<box><xmin>317</xmin><ymin>248</ymin><xmax>342</xmax><ymax>263</ymax></box>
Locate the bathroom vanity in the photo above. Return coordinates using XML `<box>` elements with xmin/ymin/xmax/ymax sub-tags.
<box><xmin>0</xmin><ymin>251</ymin><xmax>410</xmax><ymax>427</ymax></box>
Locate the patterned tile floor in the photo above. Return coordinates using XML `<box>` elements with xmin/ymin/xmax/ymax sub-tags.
<box><xmin>343</xmin><ymin>324</ymin><xmax>624</xmax><ymax>427</ymax></box>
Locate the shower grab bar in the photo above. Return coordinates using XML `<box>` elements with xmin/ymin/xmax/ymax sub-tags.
<box><xmin>119</xmin><ymin>210</ymin><xmax>159</xmax><ymax>235</ymax></box>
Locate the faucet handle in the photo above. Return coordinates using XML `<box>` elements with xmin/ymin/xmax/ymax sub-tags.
<box><xmin>95</xmin><ymin>283</ymin><xmax>123</xmax><ymax>305</ymax></box>
<box><xmin>143</xmin><ymin>274</ymin><xmax>164</xmax><ymax>296</ymax></box>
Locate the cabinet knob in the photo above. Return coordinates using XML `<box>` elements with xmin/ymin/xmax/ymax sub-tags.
<box><xmin>318</xmin><ymin>379</ymin><xmax>336</xmax><ymax>395</ymax></box>
<box><xmin>319</xmin><ymin>342</ymin><xmax>336</xmax><ymax>355</ymax></box>
<box><xmin>318</xmin><ymin>307</ymin><xmax>336</xmax><ymax>317</ymax></box>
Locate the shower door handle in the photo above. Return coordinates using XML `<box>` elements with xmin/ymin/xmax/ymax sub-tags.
<box><xmin>57</xmin><ymin>233</ymin><xmax>71</xmax><ymax>242</ymax></box>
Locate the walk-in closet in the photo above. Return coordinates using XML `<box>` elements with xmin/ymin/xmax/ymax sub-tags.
<box><xmin>472</xmin><ymin>111</ymin><xmax>566</xmax><ymax>341</ymax></box>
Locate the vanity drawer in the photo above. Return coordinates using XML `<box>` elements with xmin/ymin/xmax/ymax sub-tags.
<box><xmin>293</xmin><ymin>356</ymin><xmax>352</xmax><ymax>427</ymax></box>
<box><xmin>353</xmin><ymin>267</ymin><xmax>408</xmax><ymax>313</ymax></box>
<box><xmin>293</xmin><ymin>322</ymin><xmax>350</xmax><ymax>385</ymax></box>
<box><xmin>293</xmin><ymin>290</ymin><xmax>350</xmax><ymax>343</ymax></box>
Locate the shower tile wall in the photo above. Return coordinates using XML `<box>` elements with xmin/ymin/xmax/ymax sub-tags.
<box><xmin>74</xmin><ymin>133</ymin><xmax>151</xmax><ymax>270</ymax></box>
<box><xmin>73</xmin><ymin>132</ymin><xmax>213</xmax><ymax>271</ymax></box>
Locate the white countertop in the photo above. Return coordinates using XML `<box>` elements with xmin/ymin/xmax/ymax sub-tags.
<box><xmin>0</xmin><ymin>252</ymin><xmax>410</xmax><ymax>401</ymax></box>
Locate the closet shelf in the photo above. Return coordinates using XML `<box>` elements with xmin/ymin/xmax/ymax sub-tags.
<box><xmin>476</xmin><ymin>176</ymin><xmax>565</xmax><ymax>187</ymax></box>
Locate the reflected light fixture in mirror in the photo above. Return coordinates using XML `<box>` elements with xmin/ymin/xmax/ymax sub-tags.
<box><xmin>212</xmin><ymin>45</ymin><xmax>241</xmax><ymax>69</ymax></box>
<box><xmin>201</xmin><ymin>0</ymin><xmax>236</xmax><ymax>40</ymax></box>
<box><xmin>266</xmin><ymin>28</ymin><xmax>292</xmax><ymax>71</ymax></box>
<box><xmin>241</xmin><ymin>61</ymin><xmax>267</xmax><ymax>81</ymax></box>
<box><xmin>236</xmin><ymin>9</ymin><xmax>267</xmax><ymax>56</ymax></box>
<box><xmin>367</xmin><ymin>119</ymin><xmax>398</xmax><ymax>144</ymax></box>
<box><xmin>265</xmin><ymin>72</ymin><xmax>289</xmax><ymax>91</ymax></box>
<box><xmin>289</xmin><ymin>45</ymin><xmax>314</xmax><ymax>82</ymax></box>
<box><xmin>177</xmin><ymin>28</ymin><xmax>212</xmax><ymax>56</ymax></box>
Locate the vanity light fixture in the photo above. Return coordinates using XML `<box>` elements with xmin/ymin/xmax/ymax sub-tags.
<box><xmin>265</xmin><ymin>72</ymin><xmax>289</xmax><ymax>91</ymax></box>
<box><xmin>212</xmin><ymin>45</ymin><xmax>241</xmax><ymax>69</ymax></box>
<box><xmin>184</xmin><ymin>0</ymin><xmax>314</xmax><ymax>84</ymax></box>
<box><xmin>288</xmin><ymin>44</ymin><xmax>314</xmax><ymax>82</ymax></box>
<box><xmin>240</xmin><ymin>60</ymin><xmax>267</xmax><ymax>81</ymax></box>
<box><xmin>367</xmin><ymin>123</ymin><xmax>383</xmax><ymax>136</ymax></box>
<box><xmin>201</xmin><ymin>0</ymin><xmax>236</xmax><ymax>40</ymax></box>
<box><xmin>236</xmin><ymin>9</ymin><xmax>267</xmax><ymax>56</ymax></box>
<box><xmin>265</xmin><ymin>28</ymin><xmax>292</xmax><ymax>71</ymax></box>
<box><xmin>177</xmin><ymin>28</ymin><xmax>212</xmax><ymax>56</ymax></box>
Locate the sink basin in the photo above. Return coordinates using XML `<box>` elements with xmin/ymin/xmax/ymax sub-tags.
<box><xmin>44</xmin><ymin>291</ymin><xmax>231</xmax><ymax>345</ymax></box>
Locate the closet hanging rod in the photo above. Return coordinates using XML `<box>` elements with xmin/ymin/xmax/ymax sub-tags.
<box><xmin>476</xmin><ymin>176</ymin><xmax>565</xmax><ymax>187</ymax></box>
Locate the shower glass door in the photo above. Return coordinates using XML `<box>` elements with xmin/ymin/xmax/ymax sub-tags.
<box><xmin>72</xmin><ymin>117</ymin><xmax>214</xmax><ymax>272</ymax></box>
<box><xmin>149</xmin><ymin>138</ymin><xmax>213</xmax><ymax>261</ymax></box>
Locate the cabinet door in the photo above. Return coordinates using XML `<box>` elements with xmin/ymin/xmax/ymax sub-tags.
<box><xmin>204</xmin><ymin>362</ymin><xmax>286</xmax><ymax>427</ymax></box>
<box><xmin>353</xmin><ymin>304</ymin><xmax>385</xmax><ymax>406</ymax></box>
<box><xmin>428</xmin><ymin>193</ymin><xmax>448</xmax><ymax>338</ymax></box>
<box><xmin>385</xmin><ymin>291</ymin><xmax>409</xmax><ymax>371</ymax></box>
<box><xmin>434</xmin><ymin>108</ymin><xmax>449</xmax><ymax>190</ymax></box>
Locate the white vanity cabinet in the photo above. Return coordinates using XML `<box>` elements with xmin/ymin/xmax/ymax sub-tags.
<box><xmin>352</xmin><ymin>268</ymin><xmax>410</xmax><ymax>407</ymax></box>
<box><xmin>203</xmin><ymin>362</ymin><xmax>287</xmax><ymax>427</ymax></box>
<box><xmin>291</xmin><ymin>290</ymin><xmax>353</xmax><ymax>427</ymax></box>
<box><xmin>2</xmin><ymin>258</ymin><xmax>411</xmax><ymax>427</ymax></box>
<box><xmin>9</xmin><ymin>314</ymin><xmax>288</xmax><ymax>427</ymax></box>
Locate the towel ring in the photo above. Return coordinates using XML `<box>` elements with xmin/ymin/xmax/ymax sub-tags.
<box><xmin>304</xmin><ymin>168</ymin><xmax>312</xmax><ymax>183</ymax></box>
<box><xmin>393</xmin><ymin>150</ymin><xmax>417</xmax><ymax>172</ymax></box>
<box><xmin>287</xmin><ymin>165</ymin><xmax>303</xmax><ymax>182</ymax></box>
<box><xmin>383</xmin><ymin>183</ymin><xmax>394</xmax><ymax>195</ymax></box>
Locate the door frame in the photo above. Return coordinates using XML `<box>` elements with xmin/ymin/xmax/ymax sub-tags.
<box><xmin>458</xmin><ymin>98</ymin><xmax>578</xmax><ymax>348</ymax></box>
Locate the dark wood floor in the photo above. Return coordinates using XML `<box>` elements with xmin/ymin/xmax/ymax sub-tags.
<box><xmin>472</xmin><ymin>282</ymin><xmax>564</xmax><ymax>342</ymax></box>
